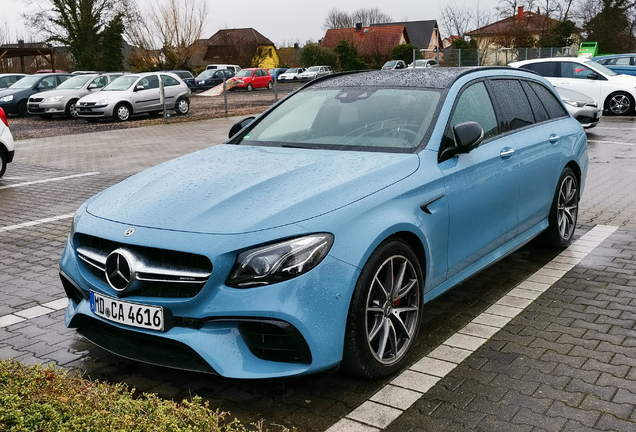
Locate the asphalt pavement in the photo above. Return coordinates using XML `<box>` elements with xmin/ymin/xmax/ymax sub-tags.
<box><xmin>0</xmin><ymin>115</ymin><xmax>635</xmax><ymax>432</ymax></box>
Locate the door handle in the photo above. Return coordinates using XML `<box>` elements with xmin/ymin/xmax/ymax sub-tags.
<box><xmin>500</xmin><ymin>147</ymin><xmax>515</xmax><ymax>159</ymax></box>
<box><xmin>549</xmin><ymin>134</ymin><xmax>560</xmax><ymax>143</ymax></box>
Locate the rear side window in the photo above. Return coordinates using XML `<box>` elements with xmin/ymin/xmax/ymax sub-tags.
<box><xmin>528</xmin><ymin>82</ymin><xmax>568</xmax><ymax>119</ymax></box>
<box><xmin>521</xmin><ymin>62</ymin><xmax>558</xmax><ymax>77</ymax></box>
<box><xmin>520</xmin><ymin>81</ymin><xmax>549</xmax><ymax>123</ymax></box>
<box><xmin>488</xmin><ymin>79</ymin><xmax>535</xmax><ymax>132</ymax></box>
<box><xmin>161</xmin><ymin>75</ymin><xmax>180</xmax><ymax>86</ymax></box>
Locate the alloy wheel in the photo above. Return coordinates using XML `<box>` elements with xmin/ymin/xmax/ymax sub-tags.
<box><xmin>557</xmin><ymin>174</ymin><xmax>578</xmax><ymax>241</ymax></box>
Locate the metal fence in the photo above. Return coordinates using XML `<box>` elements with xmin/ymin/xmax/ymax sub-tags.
<box><xmin>438</xmin><ymin>46</ymin><xmax>578</xmax><ymax>67</ymax></box>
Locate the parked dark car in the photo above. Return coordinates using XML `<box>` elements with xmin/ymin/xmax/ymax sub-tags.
<box><xmin>268</xmin><ymin>68</ymin><xmax>288</xmax><ymax>80</ymax></box>
<box><xmin>162</xmin><ymin>70</ymin><xmax>196</xmax><ymax>88</ymax></box>
<box><xmin>0</xmin><ymin>73</ymin><xmax>28</xmax><ymax>90</ymax></box>
<box><xmin>0</xmin><ymin>73</ymin><xmax>72</xmax><ymax>116</ymax></box>
<box><xmin>194</xmin><ymin>69</ymin><xmax>235</xmax><ymax>92</ymax></box>
<box><xmin>592</xmin><ymin>54</ymin><xmax>636</xmax><ymax>76</ymax></box>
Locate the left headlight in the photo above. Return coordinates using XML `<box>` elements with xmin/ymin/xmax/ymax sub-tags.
<box><xmin>0</xmin><ymin>95</ymin><xmax>13</xmax><ymax>102</ymax></box>
<box><xmin>562</xmin><ymin>99</ymin><xmax>586</xmax><ymax>108</ymax></box>
<box><xmin>44</xmin><ymin>95</ymin><xmax>63</xmax><ymax>102</ymax></box>
<box><xmin>227</xmin><ymin>233</ymin><xmax>334</xmax><ymax>288</ymax></box>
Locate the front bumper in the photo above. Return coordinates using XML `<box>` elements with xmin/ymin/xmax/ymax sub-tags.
<box><xmin>60</xmin><ymin>215</ymin><xmax>358</xmax><ymax>379</ymax></box>
<box><xmin>27</xmin><ymin>100</ymin><xmax>66</xmax><ymax>115</ymax></box>
<box><xmin>76</xmin><ymin>103</ymin><xmax>114</xmax><ymax>118</ymax></box>
<box><xmin>572</xmin><ymin>106</ymin><xmax>602</xmax><ymax>129</ymax></box>
<box><xmin>0</xmin><ymin>99</ymin><xmax>19</xmax><ymax>114</ymax></box>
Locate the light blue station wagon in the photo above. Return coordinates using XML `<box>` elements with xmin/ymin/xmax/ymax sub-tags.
<box><xmin>60</xmin><ymin>67</ymin><xmax>587</xmax><ymax>379</ymax></box>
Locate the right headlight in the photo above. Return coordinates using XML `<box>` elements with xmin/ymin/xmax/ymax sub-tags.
<box><xmin>227</xmin><ymin>233</ymin><xmax>334</xmax><ymax>288</ymax></box>
<box><xmin>0</xmin><ymin>95</ymin><xmax>13</xmax><ymax>102</ymax></box>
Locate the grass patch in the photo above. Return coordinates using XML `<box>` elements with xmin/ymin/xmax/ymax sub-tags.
<box><xmin>0</xmin><ymin>360</ymin><xmax>270</xmax><ymax>432</ymax></box>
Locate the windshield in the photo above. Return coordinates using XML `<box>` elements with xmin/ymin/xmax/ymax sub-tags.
<box><xmin>285</xmin><ymin>68</ymin><xmax>299</xmax><ymax>74</ymax></box>
<box><xmin>238</xmin><ymin>87</ymin><xmax>441</xmax><ymax>151</ymax></box>
<box><xmin>236</xmin><ymin>70</ymin><xmax>253</xmax><ymax>77</ymax></box>
<box><xmin>307</xmin><ymin>67</ymin><xmax>320</xmax><ymax>72</ymax></box>
<box><xmin>9</xmin><ymin>75</ymin><xmax>41</xmax><ymax>89</ymax></box>
<box><xmin>56</xmin><ymin>75</ymin><xmax>92</xmax><ymax>89</ymax></box>
<box><xmin>585</xmin><ymin>60</ymin><xmax>618</xmax><ymax>76</ymax></box>
<box><xmin>102</xmin><ymin>75</ymin><xmax>139</xmax><ymax>91</ymax></box>
<box><xmin>197</xmin><ymin>70</ymin><xmax>215</xmax><ymax>78</ymax></box>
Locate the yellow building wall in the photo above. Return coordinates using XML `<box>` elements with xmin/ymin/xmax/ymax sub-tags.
<box><xmin>252</xmin><ymin>45</ymin><xmax>280</xmax><ymax>69</ymax></box>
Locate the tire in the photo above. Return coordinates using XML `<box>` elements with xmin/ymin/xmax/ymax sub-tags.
<box><xmin>174</xmin><ymin>97</ymin><xmax>189</xmax><ymax>115</ymax></box>
<box><xmin>17</xmin><ymin>100</ymin><xmax>27</xmax><ymax>116</ymax></box>
<box><xmin>543</xmin><ymin>167</ymin><xmax>579</xmax><ymax>248</ymax></box>
<box><xmin>342</xmin><ymin>239</ymin><xmax>423</xmax><ymax>378</ymax></box>
<box><xmin>114</xmin><ymin>103</ymin><xmax>131</xmax><ymax>122</ymax></box>
<box><xmin>0</xmin><ymin>151</ymin><xmax>6</xmax><ymax>178</ymax></box>
<box><xmin>606</xmin><ymin>91</ymin><xmax>633</xmax><ymax>115</ymax></box>
<box><xmin>65</xmin><ymin>99</ymin><xmax>79</xmax><ymax>119</ymax></box>
<box><xmin>246</xmin><ymin>83</ymin><xmax>253</xmax><ymax>92</ymax></box>
<box><xmin>267</xmin><ymin>80</ymin><xmax>273</xmax><ymax>90</ymax></box>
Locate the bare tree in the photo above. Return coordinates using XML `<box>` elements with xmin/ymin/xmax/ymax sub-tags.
<box><xmin>439</xmin><ymin>2</ymin><xmax>474</xmax><ymax>38</ymax></box>
<box><xmin>322</xmin><ymin>7</ymin><xmax>392</xmax><ymax>30</ymax></box>
<box><xmin>126</xmin><ymin>0</ymin><xmax>208</xmax><ymax>70</ymax></box>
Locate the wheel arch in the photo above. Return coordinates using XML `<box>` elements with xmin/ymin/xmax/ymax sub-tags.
<box><xmin>115</xmin><ymin>100</ymin><xmax>133</xmax><ymax>113</ymax></box>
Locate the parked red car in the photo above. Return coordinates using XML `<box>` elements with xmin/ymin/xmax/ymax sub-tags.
<box><xmin>230</xmin><ymin>68</ymin><xmax>273</xmax><ymax>91</ymax></box>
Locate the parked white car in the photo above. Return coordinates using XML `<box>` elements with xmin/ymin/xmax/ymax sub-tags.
<box><xmin>409</xmin><ymin>59</ymin><xmax>439</xmax><ymax>68</ymax></box>
<box><xmin>298</xmin><ymin>66</ymin><xmax>332</xmax><ymax>81</ymax></box>
<box><xmin>75</xmin><ymin>72</ymin><xmax>191</xmax><ymax>122</ymax></box>
<box><xmin>0</xmin><ymin>107</ymin><xmax>15</xmax><ymax>178</ymax></box>
<box><xmin>509</xmin><ymin>57</ymin><xmax>636</xmax><ymax>115</ymax></box>
<box><xmin>277</xmin><ymin>67</ymin><xmax>305</xmax><ymax>82</ymax></box>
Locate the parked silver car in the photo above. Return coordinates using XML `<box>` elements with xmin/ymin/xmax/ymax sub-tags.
<box><xmin>27</xmin><ymin>73</ymin><xmax>122</xmax><ymax>118</ymax></box>
<box><xmin>76</xmin><ymin>72</ymin><xmax>191</xmax><ymax>121</ymax></box>
<box><xmin>298</xmin><ymin>66</ymin><xmax>332</xmax><ymax>80</ymax></box>
<box><xmin>555</xmin><ymin>86</ymin><xmax>602</xmax><ymax>129</ymax></box>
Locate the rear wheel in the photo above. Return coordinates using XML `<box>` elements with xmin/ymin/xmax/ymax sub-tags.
<box><xmin>0</xmin><ymin>151</ymin><xmax>6</xmax><ymax>178</ymax></box>
<box><xmin>175</xmin><ymin>97</ymin><xmax>189</xmax><ymax>115</ymax></box>
<box><xmin>342</xmin><ymin>239</ymin><xmax>423</xmax><ymax>378</ymax></box>
<box><xmin>543</xmin><ymin>167</ymin><xmax>579</xmax><ymax>248</ymax></box>
<box><xmin>267</xmin><ymin>80</ymin><xmax>273</xmax><ymax>90</ymax></box>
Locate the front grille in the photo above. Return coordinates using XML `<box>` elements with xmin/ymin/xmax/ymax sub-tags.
<box><xmin>76</xmin><ymin>234</ymin><xmax>212</xmax><ymax>298</ymax></box>
<box><xmin>29</xmin><ymin>97</ymin><xmax>43</xmax><ymax>102</ymax></box>
<box><xmin>79</xmin><ymin>101</ymin><xmax>96</xmax><ymax>106</ymax></box>
<box><xmin>239</xmin><ymin>321</ymin><xmax>312</xmax><ymax>364</ymax></box>
<box><xmin>29</xmin><ymin>107</ymin><xmax>45</xmax><ymax>113</ymax></box>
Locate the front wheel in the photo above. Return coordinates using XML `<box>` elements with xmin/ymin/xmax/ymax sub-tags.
<box><xmin>65</xmin><ymin>99</ymin><xmax>79</xmax><ymax>118</ymax></box>
<box><xmin>246</xmin><ymin>83</ymin><xmax>253</xmax><ymax>92</ymax></box>
<box><xmin>606</xmin><ymin>92</ymin><xmax>633</xmax><ymax>115</ymax></box>
<box><xmin>114</xmin><ymin>103</ymin><xmax>131</xmax><ymax>122</ymax></box>
<box><xmin>342</xmin><ymin>239</ymin><xmax>423</xmax><ymax>378</ymax></box>
<box><xmin>175</xmin><ymin>98</ymin><xmax>189</xmax><ymax>115</ymax></box>
<box><xmin>17</xmin><ymin>101</ymin><xmax>27</xmax><ymax>116</ymax></box>
<box><xmin>543</xmin><ymin>167</ymin><xmax>579</xmax><ymax>248</ymax></box>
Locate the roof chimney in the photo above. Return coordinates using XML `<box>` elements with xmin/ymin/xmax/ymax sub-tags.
<box><xmin>355</xmin><ymin>22</ymin><xmax>362</xmax><ymax>31</ymax></box>
<box><xmin>517</xmin><ymin>6</ymin><xmax>524</xmax><ymax>22</ymax></box>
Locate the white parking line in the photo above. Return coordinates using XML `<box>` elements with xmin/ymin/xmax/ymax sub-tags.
<box><xmin>326</xmin><ymin>224</ymin><xmax>618</xmax><ymax>432</ymax></box>
<box><xmin>0</xmin><ymin>213</ymin><xmax>75</xmax><ymax>233</ymax></box>
<box><xmin>587</xmin><ymin>140</ymin><xmax>634</xmax><ymax>146</ymax></box>
<box><xmin>0</xmin><ymin>172</ymin><xmax>100</xmax><ymax>190</ymax></box>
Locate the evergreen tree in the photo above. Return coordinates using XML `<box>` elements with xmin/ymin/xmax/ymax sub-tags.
<box><xmin>334</xmin><ymin>41</ymin><xmax>366</xmax><ymax>71</ymax></box>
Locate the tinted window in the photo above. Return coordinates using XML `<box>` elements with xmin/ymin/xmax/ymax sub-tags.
<box><xmin>521</xmin><ymin>62</ymin><xmax>558</xmax><ymax>77</ymax></box>
<box><xmin>448</xmin><ymin>81</ymin><xmax>498</xmax><ymax>140</ymax></box>
<box><xmin>528</xmin><ymin>82</ymin><xmax>568</xmax><ymax>119</ymax></box>
<box><xmin>161</xmin><ymin>75</ymin><xmax>180</xmax><ymax>86</ymax></box>
<box><xmin>520</xmin><ymin>81</ymin><xmax>549</xmax><ymax>123</ymax></box>
<box><xmin>488</xmin><ymin>79</ymin><xmax>535</xmax><ymax>132</ymax></box>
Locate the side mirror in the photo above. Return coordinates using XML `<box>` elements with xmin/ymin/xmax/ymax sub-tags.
<box><xmin>586</xmin><ymin>72</ymin><xmax>599</xmax><ymax>80</ymax></box>
<box><xmin>134</xmin><ymin>85</ymin><xmax>145</xmax><ymax>91</ymax></box>
<box><xmin>453</xmin><ymin>121</ymin><xmax>484</xmax><ymax>154</ymax></box>
<box><xmin>88</xmin><ymin>83</ymin><xmax>97</xmax><ymax>90</ymax></box>
<box><xmin>229</xmin><ymin>116</ymin><xmax>256</xmax><ymax>138</ymax></box>
<box><xmin>396</xmin><ymin>63</ymin><xmax>404</xmax><ymax>69</ymax></box>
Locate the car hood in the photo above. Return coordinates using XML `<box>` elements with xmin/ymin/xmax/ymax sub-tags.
<box><xmin>608</xmin><ymin>73</ymin><xmax>636</xmax><ymax>84</ymax></box>
<box><xmin>0</xmin><ymin>88</ymin><xmax>31</xmax><ymax>98</ymax></box>
<box><xmin>86</xmin><ymin>144</ymin><xmax>419</xmax><ymax>234</ymax></box>
<box><xmin>33</xmin><ymin>88</ymin><xmax>87</xmax><ymax>99</ymax></box>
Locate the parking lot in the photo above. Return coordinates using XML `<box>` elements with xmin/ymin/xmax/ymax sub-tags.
<box><xmin>1</xmin><ymin>114</ymin><xmax>635</xmax><ymax>431</ymax></box>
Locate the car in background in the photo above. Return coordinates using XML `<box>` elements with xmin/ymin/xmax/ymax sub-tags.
<box><xmin>382</xmin><ymin>60</ymin><xmax>407</xmax><ymax>70</ymax></box>
<box><xmin>230</xmin><ymin>68</ymin><xmax>273</xmax><ymax>91</ymax></box>
<box><xmin>194</xmin><ymin>69</ymin><xmax>235</xmax><ymax>92</ymax></box>
<box><xmin>60</xmin><ymin>67</ymin><xmax>587</xmax><ymax>380</ymax></box>
<box><xmin>268</xmin><ymin>68</ymin><xmax>288</xmax><ymax>80</ymax></box>
<box><xmin>0</xmin><ymin>108</ymin><xmax>14</xmax><ymax>178</ymax></box>
<box><xmin>592</xmin><ymin>54</ymin><xmax>636</xmax><ymax>76</ymax></box>
<box><xmin>0</xmin><ymin>73</ymin><xmax>72</xmax><ymax>116</ymax></box>
<box><xmin>0</xmin><ymin>73</ymin><xmax>28</xmax><ymax>90</ymax></box>
<box><xmin>277</xmin><ymin>68</ymin><xmax>305</xmax><ymax>82</ymax></box>
<box><xmin>409</xmin><ymin>59</ymin><xmax>439</xmax><ymax>68</ymax></box>
<box><xmin>76</xmin><ymin>72</ymin><xmax>190</xmax><ymax>122</ymax></box>
<box><xmin>298</xmin><ymin>66</ymin><xmax>332</xmax><ymax>80</ymax></box>
<box><xmin>28</xmin><ymin>73</ymin><xmax>123</xmax><ymax>118</ymax></box>
<box><xmin>509</xmin><ymin>57</ymin><xmax>636</xmax><ymax>115</ymax></box>
<box><xmin>555</xmin><ymin>86</ymin><xmax>602</xmax><ymax>129</ymax></box>
<box><xmin>162</xmin><ymin>70</ymin><xmax>196</xmax><ymax>88</ymax></box>
<box><xmin>206</xmin><ymin>64</ymin><xmax>241</xmax><ymax>73</ymax></box>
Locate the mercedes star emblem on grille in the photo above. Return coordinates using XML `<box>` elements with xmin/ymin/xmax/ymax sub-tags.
<box><xmin>124</xmin><ymin>228</ymin><xmax>135</xmax><ymax>237</ymax></box>
<box><xmin>105</xmin><ymin>250</ymin><xmax>133</xmax><ymax>291</ymax></box>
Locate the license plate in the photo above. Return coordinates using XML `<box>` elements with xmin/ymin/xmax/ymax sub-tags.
<box><xmin>79</xmin><ymin>107</ymin><xmax>92</xmax><ymax>112</ymax></box>
<box><xmin>28</xmin><ymin>104</ymin><xmax>38</xmax><ymax>109</ymax></box>
<box><xmin>90</xmin><ymin>291</ymin><xmax>164</xmax><ymax>331</ymax></box>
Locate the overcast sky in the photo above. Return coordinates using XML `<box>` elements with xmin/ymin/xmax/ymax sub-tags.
<box><xmin>0</xmin><ymin>0</ymin><xmax>502</xmax><ymax>47</ymax></box>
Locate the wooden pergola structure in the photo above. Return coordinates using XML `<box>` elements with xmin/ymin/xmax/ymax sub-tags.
<box><xmin>0</xmin><ymin>46</ymin><xmax>57</xmax><ymax>73</ymax></box>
